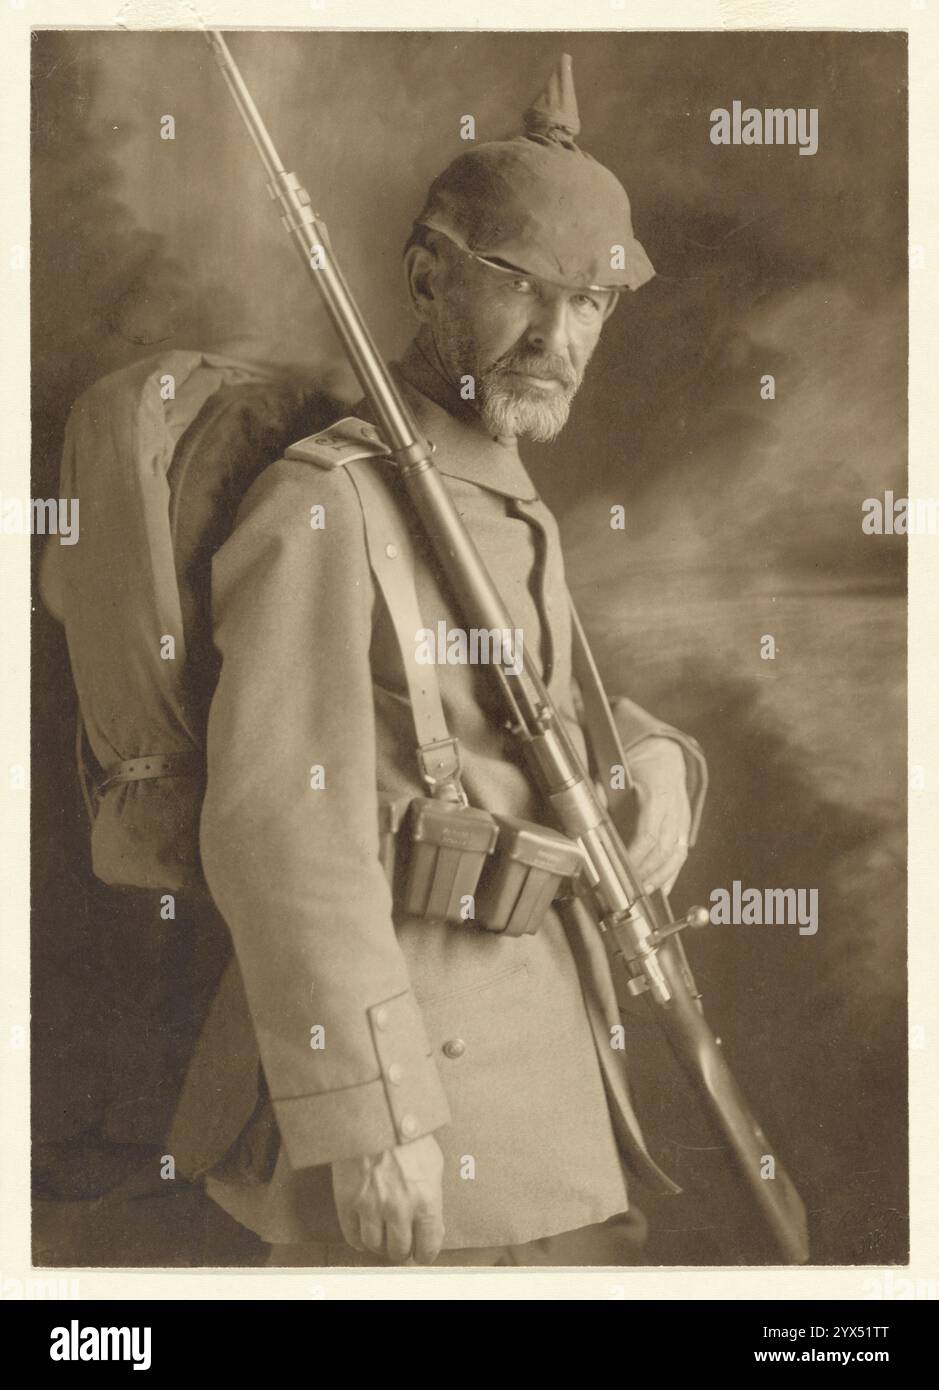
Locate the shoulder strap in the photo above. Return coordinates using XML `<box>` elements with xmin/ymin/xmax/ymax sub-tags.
<box><xmin>286</xmin><ymin>416</ymin><xmax>391</xmax><ymax>469</ymax></box>
<box><xmin>286</xmin><ymin>420</ymin><xmax>465</xmax><ymax>802</ymax></box>
<box><xmin>345</xmin><ymin>459</ymin><xmax>465</xmax><ymax>800</ymax></box>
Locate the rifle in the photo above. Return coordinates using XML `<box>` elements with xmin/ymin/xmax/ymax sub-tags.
<box><xmin>204</xmin><ymin>29</ymin><xmax>809</xmax><ymax>1263</ymax></box>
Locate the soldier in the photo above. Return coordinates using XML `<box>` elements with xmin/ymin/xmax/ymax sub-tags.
<box><xmin>168</xmin><ymin>54</ymin><xmax>707</xmax><ymax>1267</ymax></box>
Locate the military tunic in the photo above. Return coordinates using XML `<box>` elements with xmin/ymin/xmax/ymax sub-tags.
<box><xmin>169</xmin><ymin>340</ymin><xmax>706</xmax><ymax>1250</ymax></box>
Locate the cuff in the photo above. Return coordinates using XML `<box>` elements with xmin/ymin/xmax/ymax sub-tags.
<box><xmin>271</xmin><ymin>988</ymin><xmax>451</xmax><ymax>1168</ymax></box>
<box><xmin>611</xmin><ymin>696</ymin><xmax>709</xmax><ymax>847</ymax></box>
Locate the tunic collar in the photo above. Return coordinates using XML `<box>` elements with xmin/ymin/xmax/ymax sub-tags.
<box><xmin>384</xmin><ymin>339</ymin><xmax>540</xmax><ymax>503</ymax></box>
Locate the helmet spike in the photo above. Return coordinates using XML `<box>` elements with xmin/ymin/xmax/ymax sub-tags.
<box><xmin>523</xmin><ymin>53</ymin><xmax>581</xmax><ymax>145</ymax></box>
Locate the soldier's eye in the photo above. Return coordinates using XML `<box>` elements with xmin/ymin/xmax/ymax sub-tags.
<box><xmin>508</xmin><ymin>277</ymin><xmax>536</xmax><ymax>294</ymax></box>
<box><xmin>572</xmin><ymin>293</ymin><xmax>602</xmax><ymax>315</ymax></box>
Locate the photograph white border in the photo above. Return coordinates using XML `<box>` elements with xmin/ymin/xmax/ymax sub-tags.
<box><xmin>2</xmin><ymin>0</ymin><xmax>934</xmax><ymax>1301</ymax></box>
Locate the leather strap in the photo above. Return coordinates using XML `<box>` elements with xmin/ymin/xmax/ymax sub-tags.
<box><xmin>568</xmin><ymin>598</ymin><xmax>635</xmax><ymax>819</ymax></box>
<box><xmin>76</xmin><ymin>709</ymin><xmax>204</xmax><ymax>808</ymax></box>
<box><xmin>344</xmin><ymin>458</ymin><xmax>465</xmax><ymax>801</ymax></box>
<box><xmin>571</xmin><ymin>599</ymin><xmax>707</xmax><ymax>848</ymax></box>
<box><xmin>98</xmin><ymin>750</ymin><xmax>204</xmax><ymax>792</ymax></box>
<box><xmin>568</xmin><ymin>599</ymin><xmax>704</xmax><ymax>967</ymax></box>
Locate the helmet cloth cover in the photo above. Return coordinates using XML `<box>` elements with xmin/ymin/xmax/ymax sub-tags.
<box><xmin>413</xmin><ymin>53</ymin><xmax>655</xmax><ymax>294</ymax></box>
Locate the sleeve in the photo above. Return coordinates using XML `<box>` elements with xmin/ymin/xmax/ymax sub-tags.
<box><xmin>610</xmin><ymin>695</ymin><xmax>709</xmax><ymax>846</ymax></box>
<box><xmin>199</xmin><ymin>457</ymin><xmax>451</xmax><ymax>1170</ymax></box>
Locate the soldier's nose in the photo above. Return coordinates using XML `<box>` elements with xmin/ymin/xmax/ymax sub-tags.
<box><xmin>526</xmin><ymin>302</ymin><xmax>570</xmax><ymax>358</ymax></box>
<box><xmin>528</xmin><ymin>327</ymin><xmax>567</xmax><ymax>357</ymax></box>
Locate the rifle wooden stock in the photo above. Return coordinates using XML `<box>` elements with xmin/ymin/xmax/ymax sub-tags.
<box><xmin>206</xmin><ymin>29</ymin><xmax>810</xmax><ymax>1264</ymax></box>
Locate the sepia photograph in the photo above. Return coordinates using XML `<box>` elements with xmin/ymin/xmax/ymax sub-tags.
<box><xmin>27</xmin><ymin>25</ymin><xmax>908</xmax><ymax>1280</ymax></box>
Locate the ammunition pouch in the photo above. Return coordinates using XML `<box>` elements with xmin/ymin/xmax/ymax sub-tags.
<box><xmin>399</xmin><ymin>798</ymin><xmax>499</xmax><ymax>924</ymax></box>
<box><xmin>380</xmin><ymin>794</ymin><xmax>583</xmax><ymax>936</ymax></box>
<box><xmin>475</xmin><ymin>813</ymin><xmax>585</xmax><ymax>934</ymax></box>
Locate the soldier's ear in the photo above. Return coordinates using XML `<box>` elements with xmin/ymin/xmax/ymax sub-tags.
<box><xmin>404</xmin><ymin>243</ymin><xmax>441</xmax><ymax>321</ymax></box>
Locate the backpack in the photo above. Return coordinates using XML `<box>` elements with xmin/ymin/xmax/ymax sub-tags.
<box><xmin>43</xmin><ymin>350</ymin><xmax>690</xmax><ymax>904</ymax></box>
<box><xmin>41</xmin><ymin>350</ymin><xmax>342</xmax><ymax>894</ymax></box>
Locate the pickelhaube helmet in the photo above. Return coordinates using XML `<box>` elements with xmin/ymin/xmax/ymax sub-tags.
<box><xmin>413</xmin><ymin>54</ymin><xmax>655</xmax><ymax>294</ymax></box>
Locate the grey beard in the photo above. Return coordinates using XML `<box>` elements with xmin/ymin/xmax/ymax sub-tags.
<box><xmin>432</xmin><ymin>317</ymin><xmax>582</xmax><ymax>442</ymax></box>
<box><xmin>478</xmin><ymin>374</ymin><xmax>575</xmax><ymax>442</ymax></box>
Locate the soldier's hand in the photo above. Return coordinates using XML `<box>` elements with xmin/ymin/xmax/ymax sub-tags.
<box><xmin>623</xmin><ymin>736</ymin><xmax>692</xmax><ymax>896</ymax></box>
<box><xmin>331</xmin><ymin>1134</ymin><xmax>445</xmax><ymax>1265</ymax></box>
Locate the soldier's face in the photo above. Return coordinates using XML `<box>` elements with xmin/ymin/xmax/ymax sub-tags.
<box><xmin>436</xmin><ymin>254</ymin><xmax>615</xmax><ymax>442</ymax></box>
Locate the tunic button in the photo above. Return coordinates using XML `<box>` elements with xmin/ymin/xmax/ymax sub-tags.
<box><xmin>385</xmin><ymin>543</ymin><xmax>398</xmax><ymax>559</ymax></box>
<box><xmin>387</xmin><ymin>1062</ymin><xmax>403</xmax><ymax>1085</ymax></box>
<box><xmin>373</xmin><ymin>1006</ymin><xmax>388</xmax><ymax>1030</ymax></box>
<box><xmin>442</xmin><ymin>1038</ymin><xmax>466</xmax><ymax>1060</ymax></box>
<box><xmin>400</xmin><ymin>1113</ymin><xmax>419</xmax><ymax>1138</ymax></box>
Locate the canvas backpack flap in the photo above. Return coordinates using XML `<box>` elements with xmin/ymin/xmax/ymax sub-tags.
<box><xmin>166</xmin><ymin>376</ymin><xmax>338</xmax><ymax>725</ymax></box>
<box><xmin>44</xmin><ymin>349</ymin><xmax>330</xmax><ymax>894</ymax></box>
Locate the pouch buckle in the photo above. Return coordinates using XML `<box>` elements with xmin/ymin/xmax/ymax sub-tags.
<box><xmin>417</xmin><ymin>736</ymin><xmax>466</xmax><ymax>804</ymax></box>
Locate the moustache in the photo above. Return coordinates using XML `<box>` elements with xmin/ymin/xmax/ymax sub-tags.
<box><xmin>487</xmin><ymin>352</ymin><xmax>578</xmax><ymax>391</ymax></box>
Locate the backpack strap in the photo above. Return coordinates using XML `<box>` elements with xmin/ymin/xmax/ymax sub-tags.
<box><xmin>97</xmin><ymin>750</ymin><xmax>206</xmax><ymax>792</ymax></box>
<box><xmin>287</xmin><ymin>419</ymin><xmax>466</xmax><ymax>802</ymax></box>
